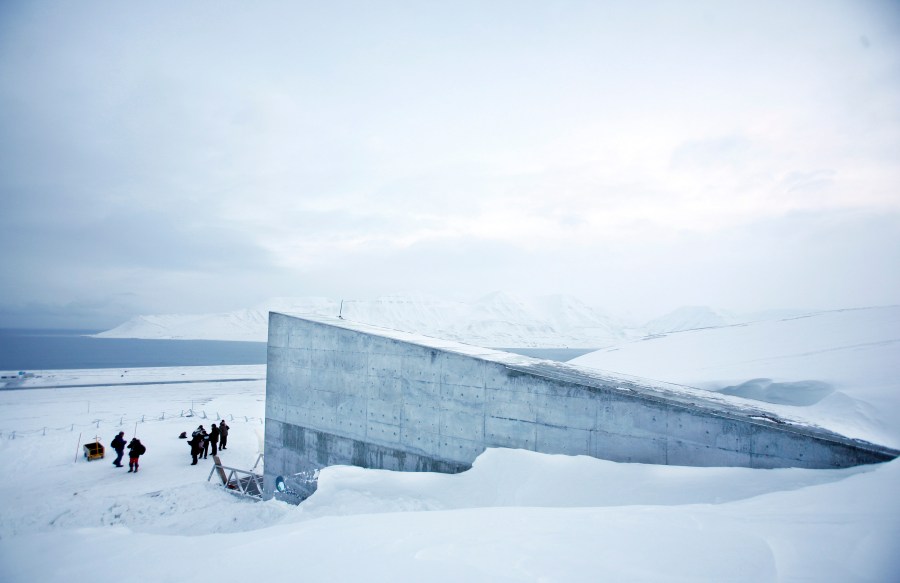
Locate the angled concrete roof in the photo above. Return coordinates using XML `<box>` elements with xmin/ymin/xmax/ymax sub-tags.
<box><xmin>271</xmin><ymin>311</ymin><xmax>896</xmax><ymax>457</ymax></box>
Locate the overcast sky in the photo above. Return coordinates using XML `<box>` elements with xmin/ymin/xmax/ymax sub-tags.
<box><xmin>1</xmin><ymin>0</ymin><xmax>899</xmax><ymax>329</ymax></box>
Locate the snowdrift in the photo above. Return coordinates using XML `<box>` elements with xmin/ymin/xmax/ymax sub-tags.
<box><xmin>572</xmin><ymin>306</ymin><xmax>900</xmax><ymax>449</ymax></box>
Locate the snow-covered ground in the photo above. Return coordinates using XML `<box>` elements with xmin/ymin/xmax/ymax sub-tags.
<box><xmin>1</xmin><ymin>361</ymin><xmax>899</xmax><ymax>580</ymax></box>
<box><xmin>2</xmin><ymin>305</ymin><xmax>899</xmax><ymax>581</ymax></box>
<box><xmin>572</xmin><ymin>306</ymin><xmax>900</xmax><ymax>449</ymax></box>
<box><xmin>642</xmin><ymin>305</ymin><xmax>811</xmax><ymax>335</ymax></box>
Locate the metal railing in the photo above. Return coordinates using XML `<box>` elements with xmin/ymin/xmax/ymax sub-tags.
<box><xmin>208</xmin><ymin>454</ymin><xmax>264</xmax><ymax>500</ymax></box>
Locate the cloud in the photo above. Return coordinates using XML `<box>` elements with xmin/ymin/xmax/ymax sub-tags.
<box><xmin>1</xmin><ymin>1</ymin><xmax>899</xmax><ymax>327</ymax></box>
<box><xmin>0</xmin><ymin>194</ymin><xmax>273</xmax><ymax>271</ymax></box>
<box><xmin>273</xmin><ymin>208</ymin><xmax>900</xmax><ymax>320</ymax></box>
<box><xmin>670</xmin><ymin>136</ymin><xmax>755</xmax><ymax>170</ymax></box>
<box><xmin>0</xmin><ymin>293</ymin><xmax>144</xmax><ymax>330</ymax></box>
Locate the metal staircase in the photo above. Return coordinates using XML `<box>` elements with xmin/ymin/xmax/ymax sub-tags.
<box><xmin>207</xmin><ymin>453</ymin><xmax>263</xmax><ymax>499</ymax></box>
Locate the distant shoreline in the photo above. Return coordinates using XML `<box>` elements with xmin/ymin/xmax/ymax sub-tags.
<box><xmin>0</xmin><ymin>329</ymin><xmax>591</xmax><ymax>371</ymax></box>
<box><xmin>0</xmin><ymin>329</ymin><xmax>268</xmax><ymax>371</ymax></box>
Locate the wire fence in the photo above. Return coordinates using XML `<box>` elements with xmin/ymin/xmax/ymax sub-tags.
<box><xmin>0</xmin><ymin>408</ymin><xmax>265</xmax><ymax>441</ymax></box>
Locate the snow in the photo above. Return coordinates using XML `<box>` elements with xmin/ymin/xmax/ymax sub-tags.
<box><xmin>95</xmin><ymin>293</ymin><xmax>633</xmax><ymax>348</ymax></box>
<box><xmin>643</xmin><ymin>306</ymin><xmax>811</xmax><ymax>335</ymax></box>
<box><xmin>3</xmin><ymin>305</ymin><xmax>900</xmax><ymax>581</ymax></box>
<box><xmin>572</xmin><ymin>306</ymin><xmax>900</xmax><ymax>449</ymax></box>
<box><xmin>95</xmin><ymin>293</ymin><xmax>813</xmax><ymax>349</ymax></box>
<box><xmin>1</xmin><ymin>360</ymin><xmax>899</xmax><ymax>581</ymax></box>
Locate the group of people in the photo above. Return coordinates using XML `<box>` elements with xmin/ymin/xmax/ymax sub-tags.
<box><xmin>110</xmin><ymin>431</ymin><xmax>146</xmax><ymax>473</ymax></box>
<box><xmin>188</xmin><ymin>420</ymin><xmax>229</xmax><ymax>465</ymax></box>
<box><xmin>106</xmin><ymin>419</ymin><xmax>231</xmax><ymax>474</ymax></box>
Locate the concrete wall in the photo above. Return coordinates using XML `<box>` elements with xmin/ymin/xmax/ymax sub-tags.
<box><xmin>264</xmin><ymin>313</ymin><xmax>897</xmax><ymax>502</ymax></box>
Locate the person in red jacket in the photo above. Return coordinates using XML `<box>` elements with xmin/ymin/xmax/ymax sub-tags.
<box><xmin>127</xmin><ymin>438</ymin><xmax>146</xmax><ymax>473</ymax></box>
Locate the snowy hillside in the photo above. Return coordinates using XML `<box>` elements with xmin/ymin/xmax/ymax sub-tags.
<box><xmin>1</xmin><ymin>368</ymin><xmax>898</xmax><ymax>582</ymax></box>
<box><xmin>94</xmin><ymin>297</ymin><xmax>335</xmax><ymax>343</ymax></box>
<box><xmin>4</xmin><ymin>305</ymin><xmax>899</xmax><ymax>581</ymax></box>
<box><xmin>644</xmin><ymin>305</ymin><xmax>811</xmax><ymax>334</ymax></box>
<box><xmin>572</xmin><ymin>306</ymin><xmax>900</xmax><ymax>449</ymax></box>
<box><xmin>643</xmin><ymin>305</ymin><xmax>734</xmax><ymax>334</ymax></box>
<box><xmin>96</xmin><ymin>293</ymin><xmax>632</xmax><ymax>348</ymax></box>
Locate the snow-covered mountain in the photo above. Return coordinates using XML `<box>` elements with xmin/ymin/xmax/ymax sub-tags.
<box><xmin>96</xmin><ymin>297</ymin><xmax>336</xmax><ymax>343</ymax></box>
<box><xmin>96</xmin><ymin>293</ymin><xmax>814</xmax><ymax>348</ymax></box>
<box><xmin>97</xmin><ymin>292</ymin><xmax>633</xmax><ymax>348</ymax></box>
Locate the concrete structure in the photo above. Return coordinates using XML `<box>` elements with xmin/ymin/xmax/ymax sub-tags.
<box><xmin>264</xmin><ymin>313</ymin><xmax>898</xmax><ymax>502</ymax></box>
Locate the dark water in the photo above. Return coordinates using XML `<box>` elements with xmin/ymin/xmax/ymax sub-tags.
<box><xmin>0</xmin><ymin>329</ymin><xmax>267</xmax><ymax>371</ymax></box>
<box><xmin>0</xmin><ymin>329</ymin><xmax>591</xmax><ymax>371</ymax></box>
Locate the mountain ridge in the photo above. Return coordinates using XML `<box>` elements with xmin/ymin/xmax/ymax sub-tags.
<box><xmin>95</xmin><ymin>294</ymin><xmax>815</xmax><ymax>348</ymax></box>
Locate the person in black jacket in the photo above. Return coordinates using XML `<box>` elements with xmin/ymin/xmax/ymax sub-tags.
<box><xmin>127</xmin><ymin>438</ymin><xmax>146</xmax><ymax>473</ymax></box>
<box><xmin>218</xmin><ymin>420</ymin><xmax>229</xmax><ymax>450</ymax></box>
<box><xmin>189</xmin><ymin>426</ymin><xmax>204</xmax><ymax>465</ymax></box>
<box><xmin>209</xmin><ymin>423</ymin><xmax>219</xmax><ymax>456</ymax></box>
<box><xmin>201</xmin><ymin>428</ymin><xmax>210</xmax><ymax>459</ymax></box>
<box><xmin>111</xmin><ymin>431</ymin><xmax>126</xmax><ymax>468</ymax></box>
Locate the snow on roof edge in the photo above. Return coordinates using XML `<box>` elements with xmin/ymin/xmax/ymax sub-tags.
<box><xmin>271</xmin><ymin>312</ymin><xmax>900</xmax><ymax>456</ymax></box>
